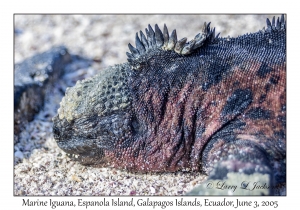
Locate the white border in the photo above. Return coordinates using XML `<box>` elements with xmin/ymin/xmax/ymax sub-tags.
<box><xmin>3</xmin><ymin>0</ymin><xmax>297</xmax><ymax>209</ymax></box>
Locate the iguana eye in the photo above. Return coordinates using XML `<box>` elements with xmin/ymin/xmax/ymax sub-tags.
<box><xmin>53</xmin><ymin>126</ymin><xmax>60</xmax><ymax>137</ymax></box>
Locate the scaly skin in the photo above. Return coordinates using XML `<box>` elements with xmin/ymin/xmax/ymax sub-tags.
<box><xmin>53</xmin><ymin>15</ymin><xmax>286</xmax><ymax>195</ymax></box>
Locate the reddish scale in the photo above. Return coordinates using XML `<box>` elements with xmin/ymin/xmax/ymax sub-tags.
<box><xmin>204</xmin><ymin>60</ymin><xmax>285</xmax><ymax>171</ymax></box>
<box><xmin>237</xmin><ymin>62</ymin><xmax>285</xmax><ymax>140</ymax></box>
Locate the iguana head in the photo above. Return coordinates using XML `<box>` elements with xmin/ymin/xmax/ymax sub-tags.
<box><xmin>52</xmin><ymin>63</ymin><xmax>137</xmax><ymax>166</ymax></box>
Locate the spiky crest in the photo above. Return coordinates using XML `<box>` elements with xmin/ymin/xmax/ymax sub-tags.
<box><xmin>126</xmin><ymin>22</ymin><xmax>218</xmax><ymax>70</ymax></box>
<box><xmin>126</xmin><ymin>15</ymin><xmax>285</xmax><ymax>70</ymax></box>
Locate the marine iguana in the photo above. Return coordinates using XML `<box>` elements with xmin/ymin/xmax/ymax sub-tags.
<box><xmin>52</xmin><ymin>15</ymin><xmax>286</xmax><ymax>195</ymax></box>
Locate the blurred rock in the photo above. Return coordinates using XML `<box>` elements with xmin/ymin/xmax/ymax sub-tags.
<box><xmin>14</xmin><ymin>46</ymin><xmax>71</xmax><ymax>143</ymax></box>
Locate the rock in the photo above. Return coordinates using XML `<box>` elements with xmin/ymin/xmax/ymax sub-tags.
<box><xmin>14</xmin><ymin>46</ymin><xmax>71</xmax><ymax>143</ymax></box>
<box><xmin>15</xmin><ymin>150</ymin><xmax>24</xmax><ymax>160</ymax></box>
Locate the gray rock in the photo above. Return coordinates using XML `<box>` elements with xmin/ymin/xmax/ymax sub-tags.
<box><xmin>14</xmin><ymin>46</ymin><xmax>71</xmax><ymax>143</ymax></box>
<box><xmin>14</xmin><ymin>150</ymin><xmax>24</xmax><ymax>160</ymax></box>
